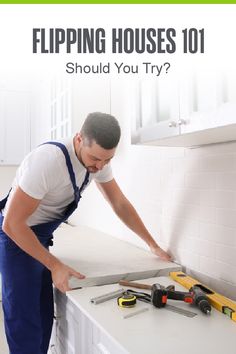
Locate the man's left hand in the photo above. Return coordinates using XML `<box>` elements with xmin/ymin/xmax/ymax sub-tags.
<box><xmin>150</xmin><ymin>245</ymin><xmax>172</xmax><ymax>261</ymax></box>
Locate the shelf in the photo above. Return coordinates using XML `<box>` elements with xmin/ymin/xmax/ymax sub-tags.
<box><xmin>141</xmin><ymin>124</ymin><xmax>236</xmax><ymax>148</ymax></box>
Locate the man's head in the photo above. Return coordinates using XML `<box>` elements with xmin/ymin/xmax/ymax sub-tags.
<box><xmin>81</xmin><ymin>112</ymin><xmax>121</xmax><ymax>149</ymax></box>
<box><xmin>74</xmin><ymin>112</ymin><xmax>121</xmax><ymax>173</ymax></box>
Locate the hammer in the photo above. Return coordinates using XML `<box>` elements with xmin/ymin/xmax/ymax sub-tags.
<box><xmin>119</xmin><ymin>280</ymin><xmax>152</xmax><ymax>290</ymax></box>
<box><xmin>119</xmin><ymin>280</ymin><xmax>174</xmax><ymax>291</ymax></box>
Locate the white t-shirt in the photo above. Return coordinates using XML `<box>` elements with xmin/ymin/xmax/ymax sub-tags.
<box><xmin>3</xmin><ymin>138</ymin><xmax>113</xmax><ymax>226</ymax></box>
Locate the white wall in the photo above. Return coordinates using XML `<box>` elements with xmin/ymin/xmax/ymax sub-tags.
<box><xmin>70</xmin><ymin>81</ymin><xmax>236</xmax><ymax>299</ymax></box>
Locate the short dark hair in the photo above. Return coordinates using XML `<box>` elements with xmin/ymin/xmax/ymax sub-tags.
<box><xmin>81</xmin><ymin>112</ymin><xmax>121</xmax><ymax>149</ymax></box>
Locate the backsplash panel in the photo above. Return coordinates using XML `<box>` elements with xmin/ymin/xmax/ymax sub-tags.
<box><xmin>71</xmin><ymin>140</ymin><xmax>236</xmax><ymax>299</ymax></box>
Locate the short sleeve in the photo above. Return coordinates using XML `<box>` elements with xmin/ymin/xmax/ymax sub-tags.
<box><xmin>93</xmin><ymin>163</ymin><xmax>113</xmax><ymax>183</ymax></box>
<box><xmin>18</xmin><ymin>147</ymin><xmax>60</xmax><ymax>200</ymax></box>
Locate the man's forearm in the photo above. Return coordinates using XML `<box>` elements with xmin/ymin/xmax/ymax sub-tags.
<box><xmin>2</xmin><ymin>220</ymin><xmax>60</xmax><ymax>271</ymax></box>
<box><xmin>113</xmin><ymin>199</ymin><xmax>158</xmax><ymax>248</ymax></box>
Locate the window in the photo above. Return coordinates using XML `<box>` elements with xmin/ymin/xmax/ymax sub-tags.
<box><xmin>50</xmin><ymin>77</ymin><xmax>71</xmax><ymax>140</ymax></box>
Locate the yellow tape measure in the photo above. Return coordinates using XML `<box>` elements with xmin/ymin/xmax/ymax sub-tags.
<box><xmin>117</xmin><ymin>293</ymin><xmax>137</xmax><ymax>308</ymax></box>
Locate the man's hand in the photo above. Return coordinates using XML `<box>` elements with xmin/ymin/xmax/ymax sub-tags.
<box><xmin>150</xmin><ymin>244</ymin><xmax>172</xmax><ymax>261</ymax></box>
<box><xmin>51</xmin><ymin>261</ymin><xmax>85</xmax><ymax>293</ymax></box>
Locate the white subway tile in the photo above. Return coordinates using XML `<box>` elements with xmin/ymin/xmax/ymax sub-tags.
<box><xmin>213</xmin><ymin>225</ymin><xmax>236</xmax><ymax>246</ymax></box>
<box><xmin>199</xmin><ymin>190</ymin><xmax>216</xmax><ymax>207</ymax></box>
<box><xmin>159</xmin><ymin>159</ymin><xmax>173</xmax><ymax>175</ymax></box>
<box><xmin>215</xmin><ymin>244</ymin><xmax>236</xmax><ymax>266</ymax></box>
<box><xmin>185</xmin><ymin>173</ymin><xmax>216</xmax><ymax>190</ymax></box>
<box><xmin>198</xmin><ymin>206</ymin><xmax>216</xmax><ymax>223</ymax></box>
<box><xmin>175</xmin><ymin>189</ymin><xmax>201</xmax><ymax>206</ymax></box>
<box><xmin>160</xmin><ymin>229</ymin><xmax>183</xmax><ymax>248</ymax></box>
<box><xmin>216</xmin><ymin>173</ymin><xmax>236</xmax><ymax>191</ymax></box>
<box><xmin>215</xmin><ymin>208</ymin><xmax>236</xmax><ymax>228</ymax></box>
<box><xmin>199</xmin><ymin>155</ymin><xmax>236</xmax><ymax>173</ymax></box>
<box><xmin>184</xmin><ymin>147</ymin><xmax>206</xmax><ymax>158</ymax></box>
<box><xmin>198</xmin><ymin>222</ymin><xmax>236</xmax><ymax>246</ymax></box>
<box><xmin>175</xmin><ymin>248</ymin><xmax>200</xmax><ymax>271</ymax></box>
<box><xmin>168</xmin><ymin>173</ymin><xmax>185</xmax><ymax>188</ymax></box>
<box><xmin>204</xmin><ymin>142</ymin><xmax>236</xmax><ymax>155</ymax></box>
<box><xmin>183</xmin><ymin>237</ymin><xmax>216</xmax><ymax>258</ymax></box>
<box><xmin>199</xmin><ymin>256</ymin><xmax>218</xmax><ymax>278</ymax></box>
<box><xmin>160</xmin><ymin>147</ymin><xmax>185</xmax><ymax>159</ymax></box>
<box><xmin>214</xmin><ymin>190</ymin><xmax>236</xmax><ymax>209</ymax></box>
<box><xmin>172</xmin><ymin>157</ymin><xmax>200</xmax><ymax>174</ymax></box>
<box><xmin>214</xmin><ymin>261</ymin><xmax>236</xmax><ymax>284</ymax></box>
<box><xmin>199</xmin><ymin>222</ymin><xmax>217</xmax><ymax>242</ymax></box>
<box><xmin>161</xmin><ymin>215</ymin><xmax>199</xmax><ymax>239</ymax></box>
<box><xmin>164</xmin><ymin>203</ymin><xmax>199</xmax><ymax>221</ymax></box>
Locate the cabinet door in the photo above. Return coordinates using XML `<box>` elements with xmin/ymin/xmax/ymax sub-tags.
<box><xmin>0</xmin><ymin>90</ymin><xmax>30</xmax><ymax>165</ymax></box>
<box><xmin>131</xmin><ymin>78</ymin><xmax>179</xmax><ymax>145</ymax></box>
<box><xmin>92</xmin><ymin>324</ymin><xmax>127</xmax><ymax>354</ymax></box>
<box><xmin>215</xmin><ymin>71</ymin><xmax>236</xmax><ymax>125</ymax></box>
<box><xmin>180</xmin><ymin>70</ymin><xmax>236</xmax><ymax>135</ymax></box>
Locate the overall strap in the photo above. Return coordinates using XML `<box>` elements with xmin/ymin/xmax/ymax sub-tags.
<box><xmin>80</xmin><ymin>170</ymin><xmax>90</xmax><ymax>193</ymax></box>
<box><xmin>43</xmin><ymin>142</ymin><xmax>89</xmax><ymax>203</ymax></box>
<box><xmin>0</xmin><ymin>189</ymin><xmax>11</xmax><ymax>212</ymax></box>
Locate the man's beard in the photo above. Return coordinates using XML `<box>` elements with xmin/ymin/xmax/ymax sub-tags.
<box><xmin>78</xmin><ymin>147</ymin><xmax>99</xmax><ymax>173</ymax></box>
<box><xmin>86</xmin><ymin>166</ymin><xmax>99</xmax><ymax>173</ymax></box>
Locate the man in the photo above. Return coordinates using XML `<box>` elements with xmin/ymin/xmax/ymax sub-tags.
<box><xmin>0</xmin><ymin>112</ymin><xmax>171</xmax><ymax>354</ymax></box>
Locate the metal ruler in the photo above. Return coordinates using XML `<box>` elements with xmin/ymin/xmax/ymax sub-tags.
<box><xmin>165</xmin><ymin>304</ymin><xmax>197</xmax><ymax>318</ymax></box>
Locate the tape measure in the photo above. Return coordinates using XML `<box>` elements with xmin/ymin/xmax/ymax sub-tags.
<box><xmin>117</xmin><ymin>293</ymin><xmax>137</xmax><ymax>308</ymax></box>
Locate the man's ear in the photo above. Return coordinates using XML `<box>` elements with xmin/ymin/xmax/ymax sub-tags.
<box><xmin>76</xmin><ymin>133</ymin><xmax>83</xmax><ymax>143</ymax></box>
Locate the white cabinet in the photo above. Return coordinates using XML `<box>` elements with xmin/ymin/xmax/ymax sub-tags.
<box><xmin>0</xmin><ymin>90</ymin><xmax>30</xmax><ymax>165</ymax></box>
<box><xmin>50</xmin><ymin>290</ymin><xmax>126</xmax><ymax>354</ymax></box>
<box><xmin>131</xmin><ymin>70</ymin><xmax>236</xmax><ymax>147</ymax></box>
<box><xmin>180</xmin><ymin>71</ymin><xmax>236</xmax><ymax>135</ymax></box>
<box><xmin>51</xmin><ymin>290</ymin><xmax>92</xmax><ymax>354</ymax></box>
<box><xmin>131</xmin><ymin>78</ymin><xmax>179</xmax><ymax>144</ymax></box>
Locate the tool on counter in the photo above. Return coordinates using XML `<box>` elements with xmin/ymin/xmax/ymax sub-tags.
<box><xmin>90</xmin><ymin>279</ymin><xmax>211</xmax><ymax>318</ymax></box>
<box><xmin>170</xmin><ymin>271</ymin><xmax>236</xmax><ymax>322</ymax></box>
<box><xmin>124</xmin><ymin>287</ymin><xmax>197</xmax><ymax>318</ymax></box>
<box><xmin>119</xmin><ymin>280</ymin><xmax>152</xmax><ymax>290</ymax></box>
<box><xmin>90</xmin><ymin>288</ymin><xmax>125</xmax><ymax>304</ymax></box>
<box><xmin>163</xmin><ymin>284</ymin><xmax>211</xmax><ymax>314</ymax></box>
<box><xmin>117</xmin><ymin>292</ymin><xmax>137</xmax><ymax>308</ymax></box>
<box><xmin>189</xmin><ymin>285</ymin><xmax>211</xmax><ymax>315</ymax></box>
<box><xmin>119</xmin><ymin>280</ymin><xmax>209</xmax><ymax>315</ymax></box>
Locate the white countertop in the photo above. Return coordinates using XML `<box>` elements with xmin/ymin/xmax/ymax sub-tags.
<box><xmin>67</xmin><ymin>276</ymin><xmax>236</xmax><ymax>354</ymax></box>
<box><xmin>51</xmin><ymin>224</ymin><xmax>181</xmax><ymax>288</ymax></box>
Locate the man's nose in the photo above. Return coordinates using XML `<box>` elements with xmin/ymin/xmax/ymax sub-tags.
<box><xmin>95</xmin><ymin>161</ymin><xmax>105</xmax><ymax>170</ymax></box>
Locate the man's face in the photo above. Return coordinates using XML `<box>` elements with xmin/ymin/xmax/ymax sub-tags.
<box><xmin>79</xmin><ymin>138</ymin><xmax>116</xmax><ymax>173</ymax></box>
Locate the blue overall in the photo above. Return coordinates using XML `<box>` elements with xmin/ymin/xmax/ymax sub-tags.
<box><xmin>0</xmin><ymin>142</ymin><xmax>89</xmax><ymax>354</ymax></box>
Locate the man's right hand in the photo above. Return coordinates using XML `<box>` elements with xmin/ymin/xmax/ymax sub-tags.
<box><xmin>50</xmin><ymin>261</ymin><xmax>85</xmax><ymax>293</ymax></box>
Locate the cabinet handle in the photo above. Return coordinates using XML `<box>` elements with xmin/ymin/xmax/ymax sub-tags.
<box><xmin>168</xmin><ymin>121</ymin><xmax>177</xmax><ymax>128</ymax></box>
<box><xmin>178</xmin><ymin>119</ymin><xmax>187</xmax><ymax>126</ymax></box>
